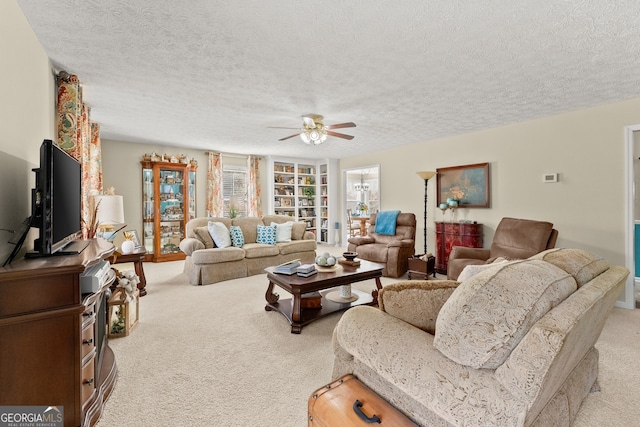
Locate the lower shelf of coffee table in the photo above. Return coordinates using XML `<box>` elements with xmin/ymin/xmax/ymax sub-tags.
<box><xmin>266</xmin><ymin>288</ymin><xmax>374</xmax><ymax>331</ymax></box>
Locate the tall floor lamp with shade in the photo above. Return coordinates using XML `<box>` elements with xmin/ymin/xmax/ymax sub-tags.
<box><xmin>408</xmin><ymin>171</ymin><xmax>437</xmax><ymax>279</ymax></box>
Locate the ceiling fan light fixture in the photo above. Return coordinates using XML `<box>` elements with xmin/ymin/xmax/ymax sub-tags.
<box><xmin>300</xmin><ymin>131</ymin><xmax>311</xmax><ymax>144</ymax></box>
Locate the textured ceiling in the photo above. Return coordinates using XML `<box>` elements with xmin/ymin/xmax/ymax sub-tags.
<box><xmin>16</xmin><ymin>0</ymin><xmax>640</xmax><ymax>160</ymax></box>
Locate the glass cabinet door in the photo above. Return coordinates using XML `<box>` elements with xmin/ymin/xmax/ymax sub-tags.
<box><xmin>188</xmin><ymin>169</ymin><xmax>196</xmax><ymax>221</ymax></box>
<box><xmin>159</xmin><ymin>168</ymin><xmax>184</xmax><ymax>255</ymax></box>
<box><xmin>142</xmin><ymin>167</ymin><xmax>155</xmax><ymax>254</ymax></box>
<box><xmin>141</xmin><ymin>159</ymin><xmax>197</xmax><ymax>262</ymax></box>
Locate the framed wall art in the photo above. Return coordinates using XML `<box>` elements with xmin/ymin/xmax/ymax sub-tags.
<box><xmin>436</xmin><ymin>162</ymin><xmax>490</xmax><ymax>208</ymax></box>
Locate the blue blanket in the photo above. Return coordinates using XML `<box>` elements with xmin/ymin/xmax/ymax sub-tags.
<box><xmin>375</xmin><ymin>210</ymin><xmax>401</xmax><ymax>235</ymax></box>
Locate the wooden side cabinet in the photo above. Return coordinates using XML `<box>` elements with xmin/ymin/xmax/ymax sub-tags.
<box><xmin>435</xmin><ymin>222</ymin><xmax>483</xmax><ymax>275</ymax></box>
<box><xmin>0</xmin><ymin>239</ymin><xmax>117</xmax><ymax>427</ymax></box>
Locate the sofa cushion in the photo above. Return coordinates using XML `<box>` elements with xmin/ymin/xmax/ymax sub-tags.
<box><xmin>530</xmin><ymin>248</ymin><xmax>609</xmax><ymax>287</ymax></box>
<box><xmin>277</xmin><ymin>239</ymin><xmax>317</xmax><ymax>255</ymax></box>
<box><xmin>191</xmin><ymin>246</ymin><xmax>245</xmax><ymax>264</ymax></box>
<box><xmin>232</xmin><ymin>217</ymin><xmax>263</xmax><ymax>244</ymax></box>
<box><xmin>242</xmin><ymin>242</ymin><xmax>280</xmax><ymax>258</ymax></box>
<box><xmin>457</xmin><ymin>258</ymin><xmax>511</xmax><ymax>282</ymax></box>
<box><xmin>271</xmin><ymin>221</ymin><xmax>293</xmax><ymax>242</ymax></box>
<box><xmin>379</xmin><ymin>280</ymin><xmax>460</xmax><ymax>334</ymax></box>
<box><xmin>193</xmin><ymin>226</ymin><xmax>215</xmax><ymax>249</ymax></box>
<box><xmin>230</xmin><ymin>225</ymin><xmax>245</xmax><ymax>248</ymax></box>
<box><xmin>353</xmin><ymin>243</ymin><xmax>388</xmax><ymax>263</ymax></box>
<box><xmin>434</xmin><ymin>259</ymin><xmax>577</xmax><ymax>369</ymax></box>
<box><xmin>208</xmin><ymin>221</ymin><xmax>232</xmax><ymax>248</ymax></box>
<box><xmin>291</xmin><ymin>222</ymin><xmax>307</xmax><ymax>240</ymax></box>
<box><xmin>256</xmin><ymin>224</ymin><xmax>277</xmax><ymax>245</ymax></box>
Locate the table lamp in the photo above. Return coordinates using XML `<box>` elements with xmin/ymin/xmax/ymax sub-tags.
<box><xmin>91</xmin><ymin>194</ymin><xmax>125</xmax><ymax>241</ymax></box>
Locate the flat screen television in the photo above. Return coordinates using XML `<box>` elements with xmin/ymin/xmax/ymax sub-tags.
<box><xmin>31</xmin><ymin>139</ymin><xmax>88</xmax><ymax>256</ymax></box>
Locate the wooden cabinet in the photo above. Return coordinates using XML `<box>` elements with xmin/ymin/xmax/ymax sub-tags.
<box><xmin>268</xmin><ymin>158</ymin><xmax>337</xmax><ymax>245</ymax></box>
<box><xmin>435</xmin><ymin>222</ymin><xmax>483</xmax><ymax>274</ymax></box>
<box><xmin>141</xmin><ymin>160</ymin><xmax>197</xmax><ymax>262</ymax></box>
<box><xmin>0</xmin><ymin>239</ymin><xmax>117</xmax><ymax>427</ymax></box>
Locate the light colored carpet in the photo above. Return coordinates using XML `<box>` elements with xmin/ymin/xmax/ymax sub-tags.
<box><xmin>96</xmin><ymin>247</ymin><xmax>640</xmax><ymax>427</ymax></box>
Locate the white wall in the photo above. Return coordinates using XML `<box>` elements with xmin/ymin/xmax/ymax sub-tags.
<box><xmin>340</xmin><ymin>97</ymin><xmax>640</xmax><ymax>270</ymax></box>
<box><xmin>100</xmin><ymin>139</ymin><xmax>269</xmax><ymax>243</ymax></box>
<box><xmin>0</xmin><ymin>0</ymin><xmax>56</xmax><ymax>261</ymax></box>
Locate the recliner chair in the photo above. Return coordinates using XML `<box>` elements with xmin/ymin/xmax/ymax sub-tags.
<box><xmin>347</xmin><ymin>212</ymin><xmax>416</xmax><ymax>278</ymax></box>
<box><xmin>447</xmin><ymin>217</ymin><xmax>558</xmax><ymax>280</ymax></box>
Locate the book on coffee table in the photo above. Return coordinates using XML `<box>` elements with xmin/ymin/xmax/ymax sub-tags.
<box><xmin>297</xmin><ymin>269</ymin><xmax>318</xmax><ymax>278</ymax></box>
<box><xmin>275</xmin><ymin>260</ymin><xmax>302</xmax><ymax>275</ymax></box>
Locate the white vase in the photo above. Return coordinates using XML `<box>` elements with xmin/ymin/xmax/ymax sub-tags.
<box><xmin>121</xmin><ymin>239</ymin><xmax>135</xmax><ymax>254</ymax></box>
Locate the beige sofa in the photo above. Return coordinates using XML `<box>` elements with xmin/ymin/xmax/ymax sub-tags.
<box><xmin>179</xmin><ymin>215</ymin><xmax>317</xmax><ymax>285</ymax></box>
<box><xmin>332</xmin><ymin>248</ymin><xmax>628</xmax><ymax>426</ymax></box>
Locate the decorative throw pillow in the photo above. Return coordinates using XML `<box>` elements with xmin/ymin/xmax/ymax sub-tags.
<box><xmin>291</xmin><ymin>221</ymin><xmax>307</xmax><ymax>240</ymax></box>
<box><xmin>229</xmin><ymin>225</ymin><xmax>245</xmax><ymax>248</ymax></box>
<box><xmin>208</xmin><ymin>221</ymin><xmax>232</xmax><ymax>248</ymax></box>
<box><xmin>529</xmin><ymin>248</ymin><xmax>609</xmax><ymax>287</ymax></box>
<box><xmin>457</xmin><ymin>259</ymin><xmax>511</xmax><ymax>282</ymax></box>
<box><xmin>256</xmin><ymin>224</ymin><xmax>277</xmax><ymax>245</ymax></box>
<box><xmin>271</xmin><ymin>221</ymin><xmax>293</xmax><ymax>242</ymax></box>
<box><xmin>194</xmin><ymin>226</ymin><xmax>215</xmax><ymax>248</ymax></box>
<box><xmin>434</xmin><ymin>259</ymin><xmax>577</xmax><ymax>369</ymax></box>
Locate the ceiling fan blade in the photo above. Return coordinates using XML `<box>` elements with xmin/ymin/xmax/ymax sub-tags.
<box><xmin>326</xmin><ymin>130</ymin><xmax>354</xmax><ymax>140</ymax></box>
<box><xmin>278</xmin><ymin>133</ymin><xmax>301</xmax><ymax>141</ymax></box>
<box><xmin>325</xmin><ymin>122</ymin><xmax>356</xmax><ymax>130</ymax></box>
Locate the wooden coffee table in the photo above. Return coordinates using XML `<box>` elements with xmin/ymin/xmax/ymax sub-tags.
<box><xmin>264</xmin><ymin>260</ymin><xmax>384</xmax><ymax>333</ymax></box>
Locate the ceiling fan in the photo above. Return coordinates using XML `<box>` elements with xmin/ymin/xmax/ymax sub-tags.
<box><xmin>269</xmin><ymin>114</ymin><xmax>356</xmax><ymax>144</ymax></box>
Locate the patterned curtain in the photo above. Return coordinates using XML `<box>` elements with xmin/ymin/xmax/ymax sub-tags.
<box><xmin>247</xmin><ymin>155</ymin><xmax>262</xmax><ymax>217</ymax></box>
<box><xmin>56</xmin><ymin>73</ymin><xmax>103</xmax><ymax>237</ymax></box>
<box><xmin>206</xmin><ymin>152</ymin><xmax>223</xmax><ymax>217</ymax></box>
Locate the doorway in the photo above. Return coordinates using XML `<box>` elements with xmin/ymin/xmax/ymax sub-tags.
<box><xmin>627</xmin><ymin>126</ymin><xmax>640</xmax><ymax>307</ymax></box>
<box><xmin>342</xmin><ymin>165</ymin><xmax>380</xmax><ymax>244</ymax></box>
<box><xmin>624</xmin><ymin>125</ymin><xmax>640</xmax><ymax>309</ymax></box>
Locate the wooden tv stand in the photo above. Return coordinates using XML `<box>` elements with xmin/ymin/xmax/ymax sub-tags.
<box><xmin>0</xmin><ymin>239</ymin><xmax>117</xmax><ymax>427</ymax></box>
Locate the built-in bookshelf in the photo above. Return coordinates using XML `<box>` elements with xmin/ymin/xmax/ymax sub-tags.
<box><xmin>268</xmin><ymin>158</ymin><xmax>337</xmax><ymax>244</ymax></box>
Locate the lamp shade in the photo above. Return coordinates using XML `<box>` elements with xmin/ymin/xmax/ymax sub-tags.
<box><xmin>416</xmin><ymin>171</ymin><xmax>437</xmax><ymax>180</ymax></box>
<box><xmin>92</xmin><ymin>195</ymin><xmax>125</xmax><ymax>224</ymax></box>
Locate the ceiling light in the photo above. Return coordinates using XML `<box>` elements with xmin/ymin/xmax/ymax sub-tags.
<box><xmin>300</xmin><ymin>126</ymin><xmax>328</xmax><ymax>145</ymax></box>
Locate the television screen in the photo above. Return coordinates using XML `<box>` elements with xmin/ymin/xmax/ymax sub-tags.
<box><xmin>33</xmin><ymin>139</ymin><xmax>85</xmax><ymax>256</ymax></box>
<box><xmin>51</xmin><ymin>142</ymin><xmax>82</xmax><ymax>247</ymax></box>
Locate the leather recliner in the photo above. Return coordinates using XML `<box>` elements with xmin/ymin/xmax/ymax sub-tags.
<box><xmin>347</xmin><ymin>212</ymin><xmax>416</xmax><ymax>278</ymax></box>
<box><xmin>447</xmin><ymin>217</ymin><xmax>558</xmax><ymax>280</ymax></box>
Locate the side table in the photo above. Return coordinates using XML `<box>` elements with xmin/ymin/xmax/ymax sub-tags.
<box><xmin>435</xmin><ymin>222</ymin><xmax>483</xmax><ymax>275</ymax></box>
<box><xmin>408</xmin><ymin>255</ymin><xmax>436</xmax><ymax>279</ymax></box>
<box><xmin>108</xmin><ymin>247</ymin><xmax>147</xmax><ymax>296</ymax></box>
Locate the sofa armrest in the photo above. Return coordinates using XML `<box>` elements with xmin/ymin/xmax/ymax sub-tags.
<box><xmin>348</xmin><ymin>236</ymin><xmax>375</xmax><ymax>245</ymax></box>
<box><xmin>302</xmin><ymin>230</ymin><xmax>316</xmax><ymax>240</ymax></box>
<box><xmin>387</xmin><ymin>239</ymin><xmax>414</xmax><ymax>248</ymax></box>
<box><xmin>179</xmin><ymin>237</ymin><xmax>204</xmax><ymax>256</ymax></box>
<box><xmin>379</xmin><ymin>280</ymin><xmax>459</xmax><ymax>334</ymax></box>
<box><xmin>449</xmin><ymin>246</ymin><xmax>490</xmax><ymax>261</ymax></box>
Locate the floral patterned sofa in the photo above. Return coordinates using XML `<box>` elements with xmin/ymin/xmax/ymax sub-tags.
<box><xmin>331</xmin><ymin>248</ymin><xmax>628</xmax><ymax>426</ymax></box>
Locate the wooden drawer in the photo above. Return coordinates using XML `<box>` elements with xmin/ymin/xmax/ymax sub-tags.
<box><xmin>81</xmin><ymin>323</ymin><xmax>95</xmax><ymax>359</ymax></box>
<box><xmin>80</xmin><ymin>356</ymin><xmax>96</xmax><ymax>405</ymax></box>
<box><xmin>308</xmin><ymin>374</ymin><xmax>417</xmax><ymax>426</ymax></box>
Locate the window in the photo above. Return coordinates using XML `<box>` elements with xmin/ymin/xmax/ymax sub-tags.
<box><xmin>223</xmin><ymin>165</ymin><xmax>248</xmax><ymax>218</ymax></box>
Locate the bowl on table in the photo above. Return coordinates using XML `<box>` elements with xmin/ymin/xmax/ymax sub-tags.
<box><xmin>342</xmin><ymin>252</ymin><xmax>358</xmax><ymax>261</ymax></box>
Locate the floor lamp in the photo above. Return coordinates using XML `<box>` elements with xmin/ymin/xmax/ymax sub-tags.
<box><xmin>416</xmin><ymin>171</ymin><xmax>437</xmax><ymax>255</ymax></box>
